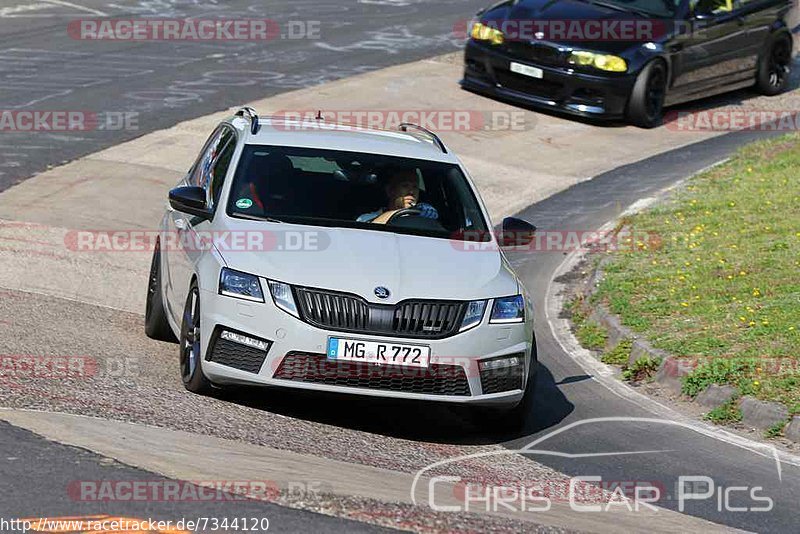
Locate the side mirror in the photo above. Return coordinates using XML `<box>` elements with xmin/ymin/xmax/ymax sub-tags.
<box><xmin>169</xmin><ymin>186</ymin><xmax>211</xmax><ymax>220</ymax></box>
<box><xmin>499</xmin><ymin>217</ymin><xmax>536</xmax><ymax>247</ymax></box>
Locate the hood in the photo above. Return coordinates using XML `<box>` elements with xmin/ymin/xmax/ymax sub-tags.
<box><xmin>217</xmin><ymin>219</ymin><xmax>519</xmax><ymax>304</ymax></box>
<box><xmin>484</xmin><ymin>0</ymin><xmax>670</xmax><ymax>55</ymax></box>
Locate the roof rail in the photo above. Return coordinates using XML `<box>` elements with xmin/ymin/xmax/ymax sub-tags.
<box><xmin>398</xmin><ymin>123</ymin><xmax>447</xmax><ymax>154</ymax></box>
<box><xmin>235</xmin><ymin>106</ymin><xmax>260</xmax><ymax>134</ymax></box>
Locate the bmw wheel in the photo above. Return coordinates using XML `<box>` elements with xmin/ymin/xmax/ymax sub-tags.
<box><xmin>756</xmin><ymin>34</ymin><xmax>792</xmax><ymax>96</ymax></box>
<box><xmin>626</xmin><ymin>60</ymin><xmax>667</xmax><ymax>129</ymax></box>
<box><xmin>180</xmin><ymin>280</ymin><xmax>214</xmax><ymax>394</ymax></box>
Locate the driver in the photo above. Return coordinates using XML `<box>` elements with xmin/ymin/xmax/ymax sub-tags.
<box><xmin>356</xmin><ymin>169</ymin><xmax>438</xmax><ymax>224</ymax></box>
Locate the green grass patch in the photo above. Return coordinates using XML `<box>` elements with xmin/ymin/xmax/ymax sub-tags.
<box><xmin>602</xmin><ymin>338</ymin><xmax>632</xmax><ymax>366</ymax></box>
<box><xmin>622</xmin><ymin>356</ymin><xmax>661</xmax><ymax>382</ymax></box>
<box><xmin>764</xmin><ymin>421</ymin><xmax>786</xmax><ymax>439</ymax></box>
<box><xmin>567</xmin><ymin>295</ymin><xmax>609</xmax><ymax>351</ymax></box>
<box><xmin>576</xmin><ymin>321</ymin><xmax>608</xmax><ymax>351</ymax></box>
<box><xmin>595</xmin><ymin>134</ymin><xmax>800</xmax><ymax>410</ymax></box>
<box><xmin>705</xmin><ymin>399</ymin><xmax>743</xmax><ymax>425</ymax></box>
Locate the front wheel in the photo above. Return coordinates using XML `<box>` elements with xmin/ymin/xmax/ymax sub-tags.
<box><xmin>180</xmin><ymin>280</ymin><xmax>214</xmax><ymax>395</ymax></box>
<box><xmin>755</xmin><ymin>34</ymin><xmax>792</xmax><ymax>96</ymax></box>
<box><xmin>626</xmin><ymin>60</ymin><xmax>667</xmax><ymax>129</ymax></box>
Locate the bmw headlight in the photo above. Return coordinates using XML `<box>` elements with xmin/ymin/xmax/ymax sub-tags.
<box><xmin>219</xmin><ymin>268</ymin><xmax>264</xmax><ymax>302</ymax></box>
<box><xmin>460</xmin><ymin>300</ymin><xmax>487</xmax><ymax>332</ymax></box>
<box><xmin>471</xmin><ymin>22</ymin><xmax>504</xmax><ymax>45</ymax></box>
<box><xmin>568</xmin><ymin>51</ymin><xmax>627</xmax><ymax>73</ymax></box>
<box><xmin>268</xmin><ymin>280</ymin><xmax>299</xmax><ymax>317</ymax></box>
<box><xmin>490</xmin><ymin>295</ymin><xmax>525</xmax><ymax>323</ymax></box>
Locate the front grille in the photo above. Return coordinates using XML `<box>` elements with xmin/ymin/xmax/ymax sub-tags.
<box><xmin>294</xmin><ymin>287</ymin><xmax>466</xmax><ymax>339</ymax></box>
<box><xmin>206</xmin><ymin>329</ymin><xmax>270</xmax><ymax>373</ymax></box>
<box><xmin>504</xmin><ymin>42</ymin><xmax>564</xmax><ymax>67</ymax></box>
<box><xmin>495</xmin><ymin>70</ymin><xmax>563</xmax><ymax>100</ymax></box>
<box><xmin>480</xmin><ymin>354</ymin><xmax>525</xmax><ymax>394</ymax></box>
<box><xmin>274</xmin><ymin>352</ymin><xmax>471</xmax><ymax>396</ymax></box>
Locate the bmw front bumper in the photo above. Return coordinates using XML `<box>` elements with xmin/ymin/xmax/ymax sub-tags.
<box><xmin>461</xmin><ymin>40</ymin><xmax>636</xmax><ymax>119</ymax></box>
<box><xmin>197</xmin><ymin>282</ymin><xmax>536</xmax><ymax>407</ymax></box>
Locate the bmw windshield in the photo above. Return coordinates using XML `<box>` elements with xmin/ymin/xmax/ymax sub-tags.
<box><xmin>226</xmin><ymin>145</ymin><xmax>490</xmax><ymax>241</ymax></box>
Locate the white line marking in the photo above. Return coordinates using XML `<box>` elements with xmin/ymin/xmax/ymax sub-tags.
<box><xmin>42</xmin><ymin>0</ymin><xmax>107</xmax><ymax>16</ymax></box>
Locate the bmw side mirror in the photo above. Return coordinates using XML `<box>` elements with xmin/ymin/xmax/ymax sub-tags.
<box><xmin>169</xmin><ymin>186</ymin><xmax>211</xmax><ymax>220</ymax></box>
<box><xmin>499</xmin><ymin>217</ymin><xmax>536</xmax><ymax>247</ymax></box>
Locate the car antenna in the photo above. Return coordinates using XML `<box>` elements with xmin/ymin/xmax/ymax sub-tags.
<box><xmin>316</xmin><ymin>110</ymin><xmax>323</xmax><ymax>120</ymax></box>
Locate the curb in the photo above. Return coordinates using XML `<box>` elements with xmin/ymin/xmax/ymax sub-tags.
<box><xmin>577</xmin><ymin>271</ymin><xmax>798</xmax><ymax>442</ymax></box>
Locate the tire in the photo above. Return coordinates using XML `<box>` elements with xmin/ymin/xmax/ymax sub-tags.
<box><xmin>626</xmin><ymin>60</ymin><xmax>668</xmax><ymax>129</ymax></box>
<box><xmin>755</xmin><ymin>33</ymin><xmax>792</xmax><ymax>96</ymax></box>
<box><xmin>179</xmin><ymin>280</ymin><xmax>214</xmax><ymax>395</ymax></box>
<box><xmin>145</xmin><ymin>239</ymin><xmax>177</xmax><ymax>342</ymax></box>
<box><xmin>468</xmin><ymin>336</ymin><xmax>539</xmax><ymax>433</ymax></box>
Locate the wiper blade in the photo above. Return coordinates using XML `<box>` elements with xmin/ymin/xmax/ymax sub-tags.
<box><xmin>233</xmin><ymin>213</ymin><xmax>285</xmax><ymax>223</ymax></box>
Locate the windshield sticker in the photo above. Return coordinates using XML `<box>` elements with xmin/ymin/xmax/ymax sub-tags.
<box><xmin>235</xmin><ymin>198</ymin><xmax>253</xmax><ymax>209</ymax></box>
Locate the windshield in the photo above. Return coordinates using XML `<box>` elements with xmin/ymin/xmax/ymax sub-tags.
<box><xmin>226</xmin><ymin>145</ymin><xmax>490</xmax><ymax>240</ymax></box>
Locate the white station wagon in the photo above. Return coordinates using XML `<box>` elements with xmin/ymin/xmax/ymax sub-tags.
<box><xmin>145</xmin><ymin>107</ymin><xmax>539</xmax><ymax>426</ymax></box>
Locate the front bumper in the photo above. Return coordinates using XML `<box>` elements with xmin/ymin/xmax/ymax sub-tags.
<box><xmin>198</xmin><ymin>284</ymin><xmax>535</xmax><ymax>407</ymax></box>
<box><xmin>461</xmin><ymin>40</ymin><xmax>636</xmax><ymax>119</ymax></box>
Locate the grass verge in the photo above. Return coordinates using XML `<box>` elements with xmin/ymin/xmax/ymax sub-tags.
<box><xmin>594</xmin><ymin>133</ymin><xmax>800</xmax><ymax>412</ymax></box>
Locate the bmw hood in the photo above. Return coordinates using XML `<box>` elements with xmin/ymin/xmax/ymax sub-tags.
<box><xmin>215</xmin><ymin>220</ymin><xmax>519</xmax><ymax>303</ymax></box>
<box><xmin>482</xmin><ymin>0</ymin><xmax>673</xmax><ymax>55</ymax></box>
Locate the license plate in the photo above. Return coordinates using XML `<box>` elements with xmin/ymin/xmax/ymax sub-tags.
<box><xmin>327</xmin><ymin>337</ymin><xmax>430</xmax><ymax>368</ymax></box>
<box><xmin>510</xmin><ymin>62</ymin><xmax>543</xmax><ymax>79</ymax></box>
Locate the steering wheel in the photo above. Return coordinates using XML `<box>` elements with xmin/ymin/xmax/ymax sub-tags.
<box><xmin>386</xmin><ymin>208</ymin><xmax>422</xmax><ymax>224</ymax></box>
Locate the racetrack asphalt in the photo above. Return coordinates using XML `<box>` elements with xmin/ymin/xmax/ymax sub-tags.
<box><xmin>0</xmin><ymin>0</ymin><xmax>486</xmax><ymax>191</ymax></box>
<box><xmin>0</xmin><ymin>421</ymin><xmax>395</xmax><ymax>533</ymax></box>
<box><xmin>2</xmin><ymin>1</ymin><xmax>800</xmax><ymax>532</ymax></box>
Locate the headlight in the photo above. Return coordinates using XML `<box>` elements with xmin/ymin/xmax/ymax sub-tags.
<box><xmin>490</xmin><ymin>295</ymin><xmax>525</xmax><ymax>324</ymax></box>
<box><xmin>219</xmin><ymin>268</ymin><xmax>264</xmax><ymax>302</ymax></box>
<box><xmin>568</xmin><ymin>51</ymin><xmax>627</xmax><ymax>73</ymax></box>
<box><xmin>470</xmin><ymin>22</ymin><xmax>504</xmax><ymax>45</ymax></box>
<box><xmin>268</xmin><ymin>280</ymin><xmax>299</xmax><ymax>317</ymax></box>
<box><xmin>460</xmin><ymin>300</ymin><xmax>487</xmax><ymax>332</ymax></box>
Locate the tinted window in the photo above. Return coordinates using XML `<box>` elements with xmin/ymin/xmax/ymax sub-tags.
<box><xmin>227</xmin><ymin>145</ymin><xmax>489</xmax><ymax>241</ymax></box>
<box><xmin>188</xmin><ymin>128</ymin><xmax>224</xmax><ymax>188</ymax></box>
<box><xmin>210</xmin><ymin>130</ymin><xmax>236</xmax><ymax>208</ymax></box>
